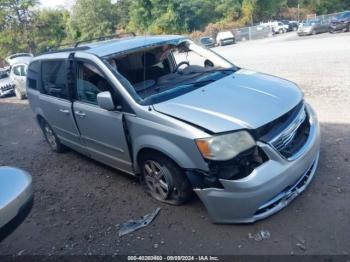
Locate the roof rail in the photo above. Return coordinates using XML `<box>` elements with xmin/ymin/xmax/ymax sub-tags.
<box><xmin>45</xmin><ymin>41</ymin><xmax>78</xmax><ymax>52</ymax></box>
<box><xmin>42</xmin><ymin>46</ymin><xmax>91</xmax><ymax>55</ymax></box>
<box><xmin>74</xmin><ymin>32</ymin><xmax>136</xmax><ymax>48</ymax></box>
<box><xmin>41</xmin><ymin>32</ymin><xmax>136</xmax><ymax>55</ymax></box>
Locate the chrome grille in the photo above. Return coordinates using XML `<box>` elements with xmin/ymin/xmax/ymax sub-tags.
<box><xmin>270</xmin><ymin>105</ymin><xmax>309</xmax><ymax>158</ymax></box>
<box><xmin>0</xmin><ymin>85</ymin><xmax>13</xmax><ymax>91</ymax></box>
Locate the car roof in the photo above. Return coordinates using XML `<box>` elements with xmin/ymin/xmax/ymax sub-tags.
<box><xmin>34</xmin><ymin>35</ymin><xmax>187</xmax><ymax>61</ymax></box>
<box><xmin>8</xmin><ymin>57</ymin><xmax>33</xmax><ymax>66</ymax></box>
<box><xmin>6</xmin><ymin>54</ymin><xmax>33</xmax><ymax>66</ymax></box>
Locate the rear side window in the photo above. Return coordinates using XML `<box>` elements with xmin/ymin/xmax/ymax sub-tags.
<box><xmin>27</xmin><ymin>61</ymin><xmax>40</xmax><ymax>90</ymax></box>
<box><xmin>41</xmin><ymin>60</ymin><xmax>67</xmax><ymax>99</ymax></box>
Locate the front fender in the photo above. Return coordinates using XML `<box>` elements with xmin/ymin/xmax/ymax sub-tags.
<box><xmin>132</xmin><ymin>134</ymin><xmax>201</xmax><ymax>172</ymax></box>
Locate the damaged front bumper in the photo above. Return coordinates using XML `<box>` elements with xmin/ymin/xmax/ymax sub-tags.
<box><xmin>194</xmin><ymin>104</ymin><xmax>320</xmax><ymax>223</ymax></box>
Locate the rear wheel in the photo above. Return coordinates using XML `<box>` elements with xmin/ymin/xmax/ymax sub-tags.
<box><xmin>139</xmin><ymin>152</ymin><xmax>192</xmax><ymax>205</ymax></box>
<box><xmin>40</xmin><ymin>120</ymin><xmax>67</xmax><ymax>153</ymax></box>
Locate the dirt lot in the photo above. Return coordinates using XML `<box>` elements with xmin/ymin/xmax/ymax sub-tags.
<box><xmin>0</xmin><ymin>32</ymin><xmax>349</xmax><ymax>255</ymax></box>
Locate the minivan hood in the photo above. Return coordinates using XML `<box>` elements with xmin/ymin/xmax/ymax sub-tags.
<box><xmin>153</xmin><ymin>70</ymin><xmax>303</xmax><ymax>133</ymax></box>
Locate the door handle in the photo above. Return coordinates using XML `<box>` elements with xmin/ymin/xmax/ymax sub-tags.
<box><xmin>59</xmin><ymin>109</ymin><xmax>70</xmax><ymax>115</ymax></box>
<box><xmin>75</xmin><ymin>111</ymin><xmax>86</xmax><ymax>118</ymax></box>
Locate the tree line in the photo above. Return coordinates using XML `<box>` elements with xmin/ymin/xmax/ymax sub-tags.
<box><xmin>0</xmin><ymin>0</ymin><xmax>349</xmax><ymax>62</ymax></box>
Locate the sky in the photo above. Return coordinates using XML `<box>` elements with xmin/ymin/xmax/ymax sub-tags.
<box><xmin>39</xmin><ymin>0</ymin><xmax>117</xmax><ymax>9</ymax></box>
<box><xmin>39</xmin><ymin>0</ymin><xmax>73</xmax><ymax>9</ymax></box>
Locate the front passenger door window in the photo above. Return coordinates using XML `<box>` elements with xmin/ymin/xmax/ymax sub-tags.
<box><xmin>76</xmin><ymin>62</ymin><xmax>112</xmax><ymax>105</ymax></box>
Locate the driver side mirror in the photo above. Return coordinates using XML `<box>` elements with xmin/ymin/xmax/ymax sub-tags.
<box><xmin>97</xmin><ymin>91</ymin><xmax>115</xmax><ymax>111</ymax></box>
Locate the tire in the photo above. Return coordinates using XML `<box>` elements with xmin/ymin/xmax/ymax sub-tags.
<box><xmin>311</xmin><ymin>29</ymin><xmax>316</xmax><ymax>35</ymax></box>
<box><xmin>40</xmin><ymin>120</ymin><xmax>67</xmax><ymax>153</ymax></box>
<box><xmin>14</xmin><ymin>87</ymin><xmax>25</xmax><ymax>100</ymax></box>
<box><xmin>139</xmin><ymin>152</ymin><xmax>192</xmax><ymax>205</ymax></box>
<box><xmin>346</xmin><ymin>24</ymin><xmax>350</xmax><ymax>32</ymax></box>
<box><xmin>279</xmin><ymin>29</ymin><xmax>283</xmax><ymax>34</ymax></box>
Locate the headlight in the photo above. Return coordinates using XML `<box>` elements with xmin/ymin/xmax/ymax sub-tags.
<box><xmin>195</xmin><ymin>131</ymin><xmax>256</xmax><ymax>161</ymax></box>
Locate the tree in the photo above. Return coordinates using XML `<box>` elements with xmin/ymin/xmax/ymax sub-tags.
<box><xmin>127</xmin><ymin>0</ymin><xmax>223</xmax><ymax>34</ymax></box>
<box><xmin>67</xmin><ymin>0</ymin><xmax>117</xmax><ymax>41</ymax></box>
<box><xmin>314</xmin><ymin>0</ymin><xmax>350</xmax><ymax>14</ymax></box>
<box><xmin>0</xmin><ymin>0</ymin><xmax>38</xmax><ymax>59</ymax></box>
<box><xmin>114</xmin><ymin>0</ymin><xmax>132</xmax><ymax>30</ymax></box>
<box><xmin>31</xmin><ymin>9</ymin><xmax>68</xmax><ymax>53</ymax></box>
<box><xmin>215</xmin><ymin>0</ymin><xmax>242</xmax><ymax>22</ymax></box>
<box><xmin>240</xmin><ymin>0</ymin><xmax>256</xmax><ymax>25</ymax></box>
<box><xmin>127</xmin><ymin>0</ymin><xmax>153</xmax><ymax>32</ymax></box>
<box><xmin>255</xmin><ymin>0</ymin><xmax>287</xmax><ymax>21</ymax></box>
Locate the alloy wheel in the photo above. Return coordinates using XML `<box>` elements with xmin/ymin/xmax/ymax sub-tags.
<box><xmin>44</xmin><ymin>124</ymin><xmax>57</xmax><ymax>149</ymax></box>
<box><xmin>143</xmin><ymin>160</ymin><xmax>172</xmax><ymax>201</ymax></box>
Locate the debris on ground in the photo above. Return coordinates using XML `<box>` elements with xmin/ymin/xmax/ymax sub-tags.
<box><xmin>118</xmin><ymin>208</ymin><xmax>161</xmax><ymax>237</ymax></box>
<box><xmin>248</xmin><ymin>230</ymin><xmax>271</xmax><ymax>241</ymax></box>
<box><xmin>295</xmin><ymin>236</ymin><xmax>307</xmax><ymax>251</ymax></box>
<box><xmin>17</xmin><ymin>250</ymin><xmax>25</xmax><ymax>256</ymax></box>
<box><xmin>296</xmin><ymin>242</ymin><xmax>307</xmax><ymax>251</ymax></box>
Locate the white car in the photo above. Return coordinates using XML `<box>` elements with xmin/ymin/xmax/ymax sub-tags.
<box><xmin>272</xmin><ymin>22</ymin><xmax>287</xmax><ymax>34</ymax></box>
<box><xmin>6</xmin><ymin>53</ymin><xmax>33</xmax><ymax>99</ymax></box>
<box><xmin>216</xmin><ymin>31</ymin><xmax>235</xmax><ymax>46</ymax></box>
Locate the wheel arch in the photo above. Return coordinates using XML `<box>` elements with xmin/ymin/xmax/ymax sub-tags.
<box><xmin>34</xmin><ymin>109</ymin><xmax>47</xmax><ymax>127</ymax></box>
<box><xmin>133</xmin><ymin>135</ymin><xmax>198</xmax><ymax>173</ymax></box>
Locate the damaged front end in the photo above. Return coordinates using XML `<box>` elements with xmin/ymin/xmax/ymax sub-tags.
<box><xmin>188</xmin><ymin>103</ymin><xmax>320</xmax><ymax>224</ymax></box>
<box><xmin>186</xmin><ymin>146</ymin><xmax>268</xmax><ymax>190</ymax></box>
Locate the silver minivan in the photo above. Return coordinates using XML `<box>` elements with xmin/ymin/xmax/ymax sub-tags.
<box><xmin>27</xmin><ymin>35</ymin><xmax>320</xmax><ymax>223</ymax></box>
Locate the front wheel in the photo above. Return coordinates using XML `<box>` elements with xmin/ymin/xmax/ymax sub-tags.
<box><xmin>140</xmin><ymin>153</ymin><xmax>192</xmax><ymax>205</ymax></box>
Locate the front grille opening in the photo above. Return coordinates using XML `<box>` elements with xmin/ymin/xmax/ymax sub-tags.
<box><xmin>254</xmin><ymin>161</ymin><xmax>315</xmax><ymax>216</ymax></box>
<box><xmin>208</xmin><ymin>146</ymin><xmax>268</xmax><ymax>180</ymax></box>
<box><xmin>255</xmin><ymin>198</ymin><xmax>282</xmax><ymax>216</ymax></box>
<box><xmin>276</xmin><ymin>113</ymin><xmax>310</xmax><ymax>158</ymax></box>
<box><xmin>254</xmin><ymin>101</ymin><xmax>304</xmax><ymax>140</ymax></box>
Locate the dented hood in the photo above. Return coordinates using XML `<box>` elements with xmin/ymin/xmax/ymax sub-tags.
<box><xmin>153</xmin><ymin>70</ymin><xmax>303</xmax><ymax>133</ymax></box>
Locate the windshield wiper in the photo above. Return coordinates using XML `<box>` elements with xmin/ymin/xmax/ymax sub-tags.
<box><xmin>208</xmin><ymin>67</ymin><xmax>236</xmax><ymax>73</ymax></box>
<box><xmin>183</xmin><ymin>79</ymin><xmax>216</xmax><ymax>87</ymax></box>
<box><xmin>194</xmin><ymin>67</ymin><xmax>235</xmax><ymax>78</ymax></box>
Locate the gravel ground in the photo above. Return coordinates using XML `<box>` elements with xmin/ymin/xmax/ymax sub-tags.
<box><xmin>0</xmin><ymin>32</ymin><xmax>349</xmax><ymax>256</ymax></box>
